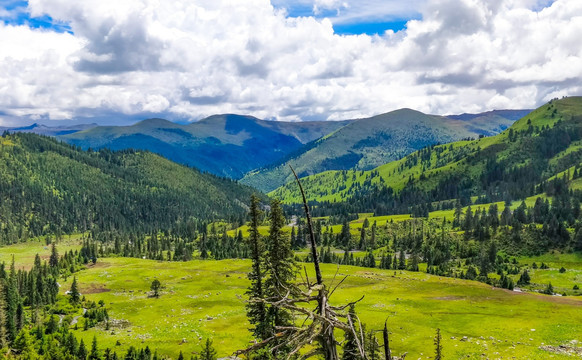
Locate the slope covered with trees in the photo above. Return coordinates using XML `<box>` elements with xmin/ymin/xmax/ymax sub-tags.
<box><xmin>61</xmin><ymin>115</ymin><xmax>350</xmax><ymax>179</ymax></box>
<box><xmin>241</xmin><ymin>109</ymin><xmax>521</xmax><ymax>192</ymax></box>
<box><xmin>272</xmin><ymin>97</ymin><xmax>582</xmax><ymax>214</ymax></box>
<box><xmin>0</xmin><ymin>133</ymin><xmax>258</xmax><ymax>242</ymax></box>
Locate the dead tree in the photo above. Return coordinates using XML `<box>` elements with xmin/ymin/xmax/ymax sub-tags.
<box><xmin>236</xmin><ymin>166</ymin><xmax>367</xmax><ymax>360</ymax></box>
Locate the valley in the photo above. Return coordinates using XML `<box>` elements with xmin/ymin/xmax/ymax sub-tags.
<box><xmin>0</xmin><ymin>97</ymin><xmax>580</xmax><ymax>360</ymax></box>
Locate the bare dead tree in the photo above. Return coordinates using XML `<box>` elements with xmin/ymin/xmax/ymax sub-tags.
<box><xmin>235</xmin><ymin>166</ymin><xmax>367</xmax><ymax>360</ymax></box>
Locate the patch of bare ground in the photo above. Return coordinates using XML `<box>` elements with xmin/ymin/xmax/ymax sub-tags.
<box><xmin>540</xmin><ymin>340</ymin><xmax>582</xmax><ymax>356</ymax></box>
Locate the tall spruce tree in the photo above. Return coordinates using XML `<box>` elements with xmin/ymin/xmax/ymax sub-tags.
<box><xmin>246</xmin><ymin>195</ymin><xmax>268</xmax><ymax>340</ymax></box>
<box><xmin>70</xmin><ymin>276</ymin><xmax>80</xmax><ymax>304</ymax></box>
<box><xmin>201</xmin><ymin>339</ymin><xmax>217</xmax><ymax>360</ymax></box>
<box><xmin>49</xmin><ymin>242</ymin><xmax>59</xmax><ymax>269</ymax></box>
<box><xmin>265</xmin><ymin>199</ymin><xmax>296</xmax><ymax>340</ymax></box>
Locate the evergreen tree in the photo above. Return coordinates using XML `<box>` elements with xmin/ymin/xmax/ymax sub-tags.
<box><xmin>342</xmin><ymin>305</ymin><xmax>361</xmax><ymax>360</ymax></box>
<box><xmin>264</xmin><ymin>199</ymin><xmax>296</xmax><ymax>340</ymax></box>
<box><xmin>70</xmin><ymin>276</ymin><xmax>81</xmax><ymax>304</ymax></box>
<box><xmin>49</xmin><ymin>242</ymin><xmax>59</xmax><ymax>269</ymax></box>
<box><xmin>398</xmin><ymin>251</ymin><xmax>406</xmax><ymax>270</ymax></box>
<box><xmin>246</xmin><ymin>195</ymin><xmax>268</xmax><ymax>340</ymax></box>
<box><xmin>150</xmin><ymin>279</ymin><xmax>161</xmax><ymax>298</ymax></box>
<box><xmin>200</xmin><ymin>339</ymin><xmax>217</xmax><ymax>360</ymax></box>
<box><xmin>518</xmin><ymin>269</ymin><xmax>531</xmax><ymax>285</ymax></box>
<box><xmin>434</xmin><ymin>328</ymin><xmax>442</xmax><ymax>360</ymax></box>
<box><xmin>88</xmin><ymin>336</ymin><xmax>102</xmax><ymax>360</ymax></box>
<box><xmin>78</xmin><ymin>338</ymin><xmax>88</xmax><ymax>360</ymax></box>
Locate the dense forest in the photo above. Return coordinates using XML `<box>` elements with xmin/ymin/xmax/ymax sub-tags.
<box><xmin>0</xmin><ymin>133</ymin><xmax>259</xmax><ymax>243</ymax></box>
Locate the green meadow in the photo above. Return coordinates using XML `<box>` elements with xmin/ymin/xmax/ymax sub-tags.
<box><xmin>49</xmin><ymin>256</ymin><xmax>582</xmax><ymax>360</ymax></box>
<box><xmin>2</xmin><ymin>239</ymin><xmax>581</xmax><ymax>359</ymax></box>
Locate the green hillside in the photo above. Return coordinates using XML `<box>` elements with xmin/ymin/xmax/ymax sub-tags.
<box><xmin>271</xmin><ymin>97</ymin><xmax>582</xmax><ymax>209</ymax></box>
<box><xmin>0</xmin><ymin>133</ymin><xmax>259</xmax><ymax>242</ymax></box>
<box><xmin>61</xmin><ymin>115</ymin><xmax>350</xmax><ymax>179</ymax></box>
<box><xmin>242</xmin><ymin>109</ymin><xmax>521</xmax><ymax>192</ymax></box>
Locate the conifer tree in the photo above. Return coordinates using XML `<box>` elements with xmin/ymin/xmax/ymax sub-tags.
<box><xmin>342</xmin><ymin>305</ymin><xmax>361</xmax><ymax>360</ymax></box>
<box><xmin>246</xmin><ymin>195</ymin><xmax>268</xmax><ymax>340</ymax></box>
<box><xmin>398</xmin><ymin>250</ymin><xmax>406</xmax><ymax>270</ymax></box>
<box><xmin>70</xmin><ymin>276</ymin><xmax>81</xmax><ymax>304</ymax></box>
<box><xmin>49</xmin><ymin>242</ymin><xmax>59</xmax><ymax>269</ymax></box>
<box><xmin>264</xmin><ymin>199</ymin><xmax>296</xmax><ymax>338</ymax></box>
<box><xmin>78</xmin><ymin>338</ymin><xmax>88</xmax><ymax>360</ymax></box>
<box><xmin>434</xmin><ymin>328</ymin><xmax>442</xmax><ymax>360</ymax></box>
<box><xmin>0</xmin><ymin>283</ymin><xmax>6</xmax><ymax>348</ymax></box>
<box><xmin>201</xmin><ymin>339</ymin><xmax>217</xmax><ymax>360</ymax></box>
<box><xmin>88</xmin><ymin>336</ymin><xmax>101</xmax><ymax>360</ymax></box>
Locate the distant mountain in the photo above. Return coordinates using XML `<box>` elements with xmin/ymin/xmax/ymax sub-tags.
<box><xmin>0</xmin><ymin>132</ymin><xmax>259</xmax><ymax>239</ymax></box>
<box><xmin>446</xmin><ymin>109</ymin><xmax>532</xmax><ymax>135</ymax></box>
<box><xmin>60</xmin><ymin>115</ymin><xmax>350</xmax><ymax>179</ymax></box>
<box><xmin>270</xmin><ymin>97</ymin><xmax>582</xmax><ymax>211</ymax></box>
<box><xmin>0</xmin><ymin>123</ymin><xmax>97</xmax><ymax>136</ymax></box>
<box><xmin>241</xmin><ymin>108</ymin><xmax>524</xmax><ymax>192</ymax></box>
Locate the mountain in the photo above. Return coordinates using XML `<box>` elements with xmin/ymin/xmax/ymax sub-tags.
<box><xmin>241</xmin><ymin>108</ymin><xmax>523</xmax><ymax>192</ymax></box>
<box><xmin>0</xmin><ymin>123</ymin><xmax>97</xmax><ymax>136</ymax></box>
<box><xmin>0</xmin><ymin>132</ymin><xmax>259</xmax><ymax>241</ymax></box>
<box><xmin>446</xmin><ymin>109</ymin><xmax>532</xmax><ymax>135</ymax></box>
<box><xmin>60</xmin><ymin>115</ymin><xmax>350</xmax><ymax>179</ymax></box>
<box><xmin>271</xmin><ymin>97</ymin><xmax>582</xmax><ymax>212</ymax></box>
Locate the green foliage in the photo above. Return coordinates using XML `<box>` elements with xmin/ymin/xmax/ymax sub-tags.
<box><xmin>62</xmin><ymin>115</ymin><xmax>348</xmax><ymax>179</ymax></box>
<box><xmin>0</xmin><ymin>133</ymin><xmax>257</xmax><ymax>241</ymax></box>
<box><xmin>150</xmin><ymin>279</ymin><xmax>161</xmax><ymax>297</ymax></box>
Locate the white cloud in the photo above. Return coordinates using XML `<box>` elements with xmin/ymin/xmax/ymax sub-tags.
<box><xmin>0</xmin><ymin>0</ymin><xmax>581</xmax><ymax>124</ymax></box>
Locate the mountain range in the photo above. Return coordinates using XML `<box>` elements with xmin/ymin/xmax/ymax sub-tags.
<box><xmin>270</xmin><ymin>97</ymin><xmax>582</xmax><ymax>211</ymax></box>
<box><xmin>54</xmin><ymin>109</ymin><xmax>526</xmax><ymax>185</ymax></box>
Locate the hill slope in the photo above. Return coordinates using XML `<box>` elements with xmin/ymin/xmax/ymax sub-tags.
<box><xmin>242</xmin><ymin>109</ymin><xmax>522</xmax><ymax>192</ymax></box>
<box><xmin>60</xmin><ymin>115</ymin><xmax>350</xmax><ymax>179</ymax></box>
<box><xmin>272</xmin><ymin>97</ymin><xmax>582</xmax><ymax>211</ymax></box>
<box><xmin>0</xmin><ymin>133</ymin><xmax>258</xmax><ymax>241</ymax></box>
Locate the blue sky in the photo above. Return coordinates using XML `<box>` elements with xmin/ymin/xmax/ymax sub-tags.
<box><xmin>0</xmin><ymin>0</ymin><xmax>71</xmax><ymax>32</ymax></box>
<box><xmin>2</xmin><ymin>0</ymin><xmax>417</xmax><ymax>36</ymax></box>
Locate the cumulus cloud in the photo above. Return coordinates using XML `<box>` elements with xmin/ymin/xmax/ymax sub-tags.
<box><xmin>0</xmin><ymin>0</ymin><xmax>581</xmax><ymax>124</ymax></box>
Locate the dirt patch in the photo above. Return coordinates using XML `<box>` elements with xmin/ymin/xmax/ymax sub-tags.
<box><xmin>87</xmin><ymin>261</ymin><xmax>111</xmax><ymax>269</ymax></box>
<box><xmin>82</xmin><ymin>285</ymin><xmax>111</xmax><ymax>294</ymax></box>
<box><xmin>540</xmin><ymin>341</ymin><xmax>582</xmax><ymax>356</ymax></box>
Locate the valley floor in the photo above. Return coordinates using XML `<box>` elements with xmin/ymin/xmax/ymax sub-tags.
<box><xmin>50</xmin><ymin>257</ymin><xmax>582</xmax><ymax>360</ymax></box>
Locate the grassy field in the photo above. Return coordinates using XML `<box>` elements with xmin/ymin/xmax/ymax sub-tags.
<box><xmin>0</xmin><ymin>235</ymin><xmax>83</xmax><ymax>269</ymax></box>
<box><xmin>51</xmin><ymin>257</ymin><xmax>582</xmax><ymax>360</ymax></box>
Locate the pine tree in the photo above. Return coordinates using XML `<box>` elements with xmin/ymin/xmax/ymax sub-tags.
<box><xmin>88</xmin><ymin>336</ymin><xmax>101</xmax><ymax>360</ymax></box>
<box><xmin>342</xmin><ymin>305</ymin><xmax>361</xmax><ymax>360</ymax></box>
<box><xmin>246</xmin><ymin>195</ymin><xmax>268</xmax><ymax>340</ymax></box>
<box><xmin>398</xmin><ymin>251</ymin><xmax>406</xmax><ymax>270</ymax></box>
<box><xmin>518</xmin><ymin>269</ymin><xmax>531</xmax><ymax>285</ymax></box>
<box><xmin>78</xmin><ymin>338</ymin><xmax>88</xmax><ymax>360</ymax></box>
<box><xmin>70</xmin><ymin>276</ymin><xmax>81</xmax><ymax>304</ymax></box>
<box><xmin>0</xmin><ymin>282</ymin><xmax>7</xmax><ymax>348</ymax></box>
<box><xmin>150</xmin><ymin>279</ymin><xmax>161</xmax><ymax>297</ymax></box>
<box><xmin>49</xmin><ymin>242</ymin><xmax>59</xmax><ymax>269</ymax></box>
<box><xmin>264</xmin><ymin>199</ymin><xmax>296</xmax><ymax>340</ymax></box>
<box><xmin>200</xmin><ymin>339</ymin><xmax>217</xmax><ymax>360</ymax></box>
<box><xmin>365</xmin><ymin>330</ymin><xmax>381</xmax><ymax>360</ymax></box>
<box><xmin>434</xmin><ymin>328</ymin><xmax>442</xmax><ymax>360</ymax></box>
<box><xmin>359</xmin><ymin>227</ymin><xmax>366</xmax><ymax>250</ymax></box>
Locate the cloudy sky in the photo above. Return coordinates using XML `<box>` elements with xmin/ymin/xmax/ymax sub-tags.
<box><xmin>0</xmin><ymin>0</ymin><xmax>580</xmax><ymax>125</ymax></box>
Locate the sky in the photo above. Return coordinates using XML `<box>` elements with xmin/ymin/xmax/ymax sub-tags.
<box><xmin>0</xmin><ymin>0</ymin><xmax>580</xmax><ymax>125</ymax></box>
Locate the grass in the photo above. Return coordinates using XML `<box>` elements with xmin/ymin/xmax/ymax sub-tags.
<box><xmin>0</xmin><ymin>235</ymin><xmax>83</xmax><ymax>269</ymax></box>
<box><xmin>52</xmin><ymin>257</ymin><xmax>582</xmax><ymax>360</ymax></box>
<box><xmin>517</xmin><ymin>252</ymin><xmax>582</xmax><ymax>294</ymax></box>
